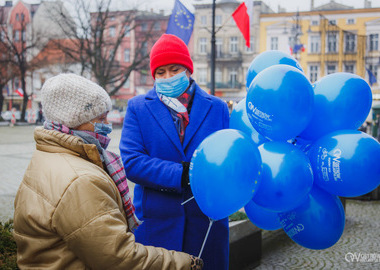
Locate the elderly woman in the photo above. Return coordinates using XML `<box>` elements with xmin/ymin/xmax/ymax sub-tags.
<box><xmin>119</xmin><ymin>34</ymin><xmax>230</xmax><ymax>270</ymax></box>
<box><xmin>13</xmin><ymin>73</ymin><xmax>203</xmax><ymax>270</ymax></box>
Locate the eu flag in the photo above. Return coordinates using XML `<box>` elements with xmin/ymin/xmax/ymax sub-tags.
<box><xmin>166</xmin><ymin>0</ymin><xmax>194</xmax><ymax>45</ymax></box>
<box><xmin>366</xmin><ymin>68</ymin><xmax>377</xmax><ymax>86</ymax></box>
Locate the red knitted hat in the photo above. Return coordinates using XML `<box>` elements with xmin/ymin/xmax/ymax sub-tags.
<box><xmin>150</xmin><ymin>34</ymin><xmax>193</xmax><ymax>78</ymax></box>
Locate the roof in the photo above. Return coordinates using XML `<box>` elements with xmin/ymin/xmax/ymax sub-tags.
<box><xmin>313</xmin><ymin>0</ymin><xmax>353</xmax><ymax>11</ymax></box>
<box><xmin>31</xmin><ymin>39</ymin><xmax>78</xmax><ymax>66</ymax></box>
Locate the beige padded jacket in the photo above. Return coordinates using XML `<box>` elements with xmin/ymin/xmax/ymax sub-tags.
<box><xmin>13</xmin><ymin>127</ymin><xmax>191</xmax><ymax>269</ymax></box>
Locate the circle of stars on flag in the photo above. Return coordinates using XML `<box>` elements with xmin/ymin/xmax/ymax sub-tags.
<box><xmin>174</xmin><ymin>10</ymin><xmax>193</xmax><ymax>30</ymax></box>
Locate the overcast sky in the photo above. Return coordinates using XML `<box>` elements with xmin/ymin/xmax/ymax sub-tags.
<box><xmin>6</xmin><ymin>0</ymin><xmax>380</xmax><ymax>15</ymax></box>
<box><xmin>143</xmin><ymin>0</ymin><xmax>380</xmax><ymax>14</ymax></box>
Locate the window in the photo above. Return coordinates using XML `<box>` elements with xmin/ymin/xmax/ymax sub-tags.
<box><xmin>140</xmin><ymin>74</ymin><xmax>147</xmax><ymax>84</ymax></box>
<box><xmin>141</xmin><ymin>42</ymin><xmax>148</xmax><ymax>56</ymax></box>
<box><xmin>201</xmin><ymin>16</ymin><xmax>207</xmax><ymax>26</ymax></box>
<box><xmin>344</xmin><ymin>63</ymin><xmax>355</xmax><ymax>73</ymax></box>
<box><xmin>124</xmin><ymin>49</ymin><xmax>130</xmax><ymax>62</ymax></box>
<box><xmin>215</xmin><ymin>68</ymin><xmax>222</xmax><ymax>83</ymax></box>
<box><xmin>21</xmin><ymin>13</ymin><xmax>24</xmax><ymax>21</ymax></box>
<box><xmin>329</xmin><ymin>20</ymin><xmax>336</xmax><ymax>25</ymax></box>
<box><xmin>141</xmin><ymin>23</ymin><xmax>148</xmax><ymax>31</ymax></box>
<box><xmin>311</xmin><ymin>20</ymin><xmax>319</xmax><ymax>26</ymax></box>
<box><xmin>21</xmin><ymin>30</ymin><xmax>26</xmax><ymax>41</ymax></box>
<box><xmin>309</xmin><ymin>35</ymin><xmax>320</xmax><ymax>53</ymax></box>
<box><xmin>347</xmin><ymin>18</ymin><xmax>355</xmax><ymax>25</ymax></box>
<box><xmin>327</xmin><ymin>32</ymin><xmax>338</xmax><ymax>53</ymax></box>
<box><xmin>198</xmin><ymin>68</ymin><xmax>207</xmax><ymax>84</ymax></box>
<box><xmin>369</xmin><ymin>34</ymin><xmax>379</xmax><ymax>51</ymax></box>
<box><xmin>109</xmin><ymin>49</ymin><xmax>115</xmax><ymax>60</ymax></box>
<box><xmin>230</xmin><ymin>36</ymin><xmax>238</xmax><ymax>53</ymax></box>
<box><xmin>229</xmin><ymin>68</ymin><xmax>238</xmax><ymax>88</ymax></box>
<box><xmin>199</xmin><ymin>38</ymin><xmax>207</xmax><ymax>54</ymax></box>
<box><xmin>344</xmin><ymin>33</ymin><xmax>356</xmax><ymax>52</ymax></box>
<box><xmin>123</xmin><ymin>79</ymin><xmax>130</xmax><ymax>88</ymax></box>
<box><xmin>215</xmin><ymin>15</ymin><xmax>222</xmax><ymax>26</ymax></box>
<box><xmin>216</xmin><ymin>38</ymin><xmax>222</xmax><ymax>57</ymax></box>
<box><xmin>16</xmin><ymin>13</ymin><xmax>19</xmax><ymax>21</ymax></box>
<box><xmin>245</xmin><ymin>38</ymin><xmax>254</xmax><ymax>52</ymax></box>
<box><xmin>124</xmin><ymin>25</ymin><xmax>131</xmax><ymax>37</ymax></box>
<box><xmin>271</xmin><ymin>37</ymin><xmax>278</xmax><ymax>50</ymax></box>
<box><xmin>368</xmin><ymin>64</ymin><xmax>378</xmax><ymax>79</ymax></box>
<box><xmin>326</xmin><ymin>64</ymin><xmax>337</xmax><ymax>75</ymax></box>
<box><xmin>14</xmin><ymin>78</ymin><xmax>20</xmax><ymax>89</ymax></box>
<box><xmin>109</xmin><ymin>26</ymin><xmax>115</xmax><ymax>37</ymax></box>
<box><xmin>309</xmin><ymin>65</ymin><xmax>319</xmax><ymax>83</ymax></box>
<box><xmin>153</xmin><ymin>21</ymin><xmax>161</xmax><ymax>31</ymax></box>
<box><xmin>14</xmin><ymin>30</ymin><xmax>19</xmax><ymax>41</ymax></box>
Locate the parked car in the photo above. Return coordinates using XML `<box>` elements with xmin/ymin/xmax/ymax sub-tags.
<box><xmin>107</xmin><ymin>110</ymin><xmax>125</xmax><ymax>126</ymax></box>
<box><xmin>1</xmin><ymin>110</ymin><xmax>22</xmax><ymax>121</ymax></box>
<box><xmin>1</xmin><ymin>110</ymin><xmax>37</xmax><ymax>122</ymax></box>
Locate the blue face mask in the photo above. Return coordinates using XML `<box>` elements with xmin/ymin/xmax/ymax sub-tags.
<box><xmin>91</xmin><ymin>122</ymin><xmax>113</xmax><ymax>136</ymax></box>
<box><xmin>155</xmin><ymin>70</ymin><xmax>190</xmax><ymax>98</ymax></box>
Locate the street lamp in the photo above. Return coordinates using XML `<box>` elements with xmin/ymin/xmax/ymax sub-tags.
<box><xmin>210</xmin><ymin>0</ymin><xmax>216</xmax><ymax>96</ymax></box>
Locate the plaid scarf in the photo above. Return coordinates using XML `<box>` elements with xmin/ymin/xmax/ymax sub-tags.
<box><xmin>157</xmin><ymin>79</ymin><xmax>195</xmax><ymax>143</ymax></box>
<box><xmin>44</xmin><ymin>121</ymin><xmax>141</xmax><ymax>232</ymax></box>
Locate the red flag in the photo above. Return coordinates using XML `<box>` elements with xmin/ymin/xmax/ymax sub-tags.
<box><xmin>232</xmin><ymin>0</ymin><xmax>252</xmax><ymax>47</ymax></box>
<box><xmin>16</xmin><ymin>88</ymin><xmax>24</xmax><ymax>97</ymax></box>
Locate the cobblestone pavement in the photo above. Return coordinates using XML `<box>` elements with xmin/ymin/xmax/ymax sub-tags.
<box><xmin>256</xmin><ymin>199</ymin><xmax>380</xmax><ymax>270</ymax></box>
<box><xmin>1</xmin><ymin>125</ymin><xmax>379</xmax><ymax>269</ymax></box>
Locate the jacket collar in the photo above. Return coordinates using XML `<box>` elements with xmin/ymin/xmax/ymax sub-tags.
<box><xmin>145</xmin><ymin>82</ymin><xmax>212</xmax><ymax>154</ymax></box>
<box><xmin>34</xmin><ymin>127</ymin><xmax>104</xmax><ymax>168</ymax></box>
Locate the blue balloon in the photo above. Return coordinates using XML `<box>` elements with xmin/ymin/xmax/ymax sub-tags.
<box><xmin>246</xmin><ymin>50</ymin><xmax>303</xmax><ymax>89</ymax></box>
<box><xmin>308</xmin><ymin>130</ymin><xmax>380</xmax><ymax>197</ymax></box>
<box><xmin>230</xmin><ymin>98</ymin><xmax>269</xmax><ymax>146</ymax></box>
<box><xmin>244</xmin><ymin>200</ymin><xmax>282</xmax><ymax>231</ymax></box>
<box><xmin>246</xmin><ymin>65</ymin><xmax>314</xmax><ymax>141</ymax></box>
<box><xmin>190</xmin><ymin>129</ymin><xmax>262</xmax><ymax>220</ymax></box>
<box><xmin>278</xmin><ymin>185</ymin><xmax>345</xmax><ymax>250</ymax></box>
<box><xmin>291</xmin><ymin>136</ymin><xmax>313</xmax><ymax>153</ymax></box>
<box><xmin>252</xmin><ymin>141</ymin><xmax>314</xmax><ymax>212</ymax></box>
<box><xmin>299</xmin><ymin>73</ymin><xmax>372</xmax><ymax>141</ymax></box>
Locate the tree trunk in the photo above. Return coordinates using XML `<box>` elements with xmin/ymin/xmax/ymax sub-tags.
<box><xmin>20</xmin><ymin>73</ymin><xmax>28</xmax><ymax>122</ymax></box>
<box><xmin>0</xmin><ymin>90</ymin><xmax>4</xmax><ymax>121</ymax></box>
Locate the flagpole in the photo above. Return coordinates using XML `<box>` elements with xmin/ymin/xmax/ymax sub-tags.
<box><xmin>210</xmin><ymin>0</ymin><xmax>216</xmax><ymax>96</ymax></box>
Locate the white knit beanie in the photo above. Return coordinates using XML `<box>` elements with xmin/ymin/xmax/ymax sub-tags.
<box><xmin>41</xmin><ymin>73</ymin><xmax>112</xmax><ymax>128</ymax></box>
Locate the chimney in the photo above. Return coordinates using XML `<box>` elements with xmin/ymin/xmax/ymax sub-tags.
<box><xmin>159</xmin><ymin>9</ymin><xmax>165</xmax><ymax>15</ymax></box>
<box><xmin>278</xmin><ymin>5</ymin><xmax>286</xmax><ymax>13</ymax></box>
<box><xmin>364</xmin><ymin>0</ymin><xmax>372</xmax><ymax>8</ymax></box>
<box><xmin>5</xmin><ymin>1</ymin><xmax>12</xmax><ymax>7</ymax></box>
<box><xmin>310</xmin><ymin>0</ymin><xmax>314</xmax><ymax>11</ymax></box>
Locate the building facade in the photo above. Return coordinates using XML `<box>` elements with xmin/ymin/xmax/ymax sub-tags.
<box><xmin>192</xmin><ymin>0</ymin><xmax>273</xmax><ymax>104</ymax></box>
<box><xmin>0</xmin><ymin>0</ymin><xmax>168</xmax><ymax>115</ymax></box>
<box><xmin>0</xmin><ymin>0</ymin><xmax>73</xmax><ymax>113</ymax></box>
<box><xmin>260</xmin><ymin>3</ymin><xmax>380</xmax><ymax>99</ymax></box>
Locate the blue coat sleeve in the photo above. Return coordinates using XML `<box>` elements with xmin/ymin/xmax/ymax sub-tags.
<box><xmin>119</xmin><ymin>99</ymin><xmax>183</xmax><ymax>193</ymax></box>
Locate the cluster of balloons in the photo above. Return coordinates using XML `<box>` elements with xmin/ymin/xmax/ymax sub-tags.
<box><xmin>189</xmin><ymin>50</ymin><xmax>380</xmax><ymax>250</ymax></box>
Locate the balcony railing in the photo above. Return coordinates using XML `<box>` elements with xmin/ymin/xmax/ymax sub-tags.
<box><xmin>207</xmin><ymin>81</ymin><xmax>243</xmax><ymax>89</ymax></box>
<box><xmin>205</xmin><ymin>52</ymin><xmax>243</xmax><ymax>62</ymax></box>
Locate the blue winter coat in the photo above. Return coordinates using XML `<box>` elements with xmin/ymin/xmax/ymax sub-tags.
<box><xmin>119</xmin><ymin>83</ymin><xmax>230</xmax><ymax>270</ymax></box>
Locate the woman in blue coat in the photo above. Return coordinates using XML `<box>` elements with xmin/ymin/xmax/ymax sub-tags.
<box><xmin>119</xmin><ymin>34</ymin><xmax>229</xmax><ymax>270</ymax></box>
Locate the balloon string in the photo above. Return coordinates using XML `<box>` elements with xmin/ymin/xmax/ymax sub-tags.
<box><xmin>181</xmin><ymin>196</ymin><xmax>194</xmax><ymax>205</ymax></box>
<box><xmin>198</xmin><ymin>218</ymin><xmax>214</xmax><ymax>258</ymax></box>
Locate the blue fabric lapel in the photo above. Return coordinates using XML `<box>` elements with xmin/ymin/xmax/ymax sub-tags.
<box><xmin>183</xmin><ymin>85</ymin><xmax>212</xmax><ymax>150</ymax></box>
<box><xmin>145</xmin><ymin>89</ymin><xmax>184</xmax><ymax>157</ymax></box>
